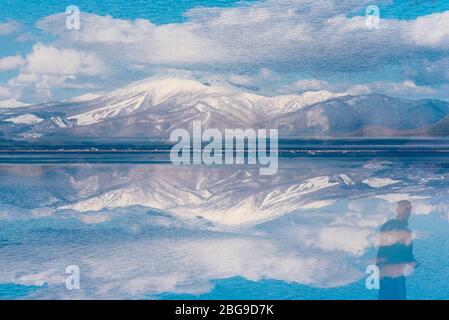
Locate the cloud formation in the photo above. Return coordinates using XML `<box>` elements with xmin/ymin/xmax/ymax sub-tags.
<box><xmin>7</xmin><ymin>44</ymin><xmax>108</xmax><ymax>99</ymax></box>
<box><xmin>0</xmin><ymin>55</ymin><xmax>26</xmax><ymax>71</ymax></box>
<box><xmin>1</xmin><ymin>0</ymin><xmax>449</xmax><ymax>101</ymax></box>
<box><xmin>0</xmin><ymin>20</ymin><xmax>21</xmax><ymax>36</ymax></box>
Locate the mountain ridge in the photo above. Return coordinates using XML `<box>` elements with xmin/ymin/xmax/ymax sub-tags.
<box><xmin>1</xmin><ymin>76</ymin><xmax>448</xmax><ymax>140</ymax></box>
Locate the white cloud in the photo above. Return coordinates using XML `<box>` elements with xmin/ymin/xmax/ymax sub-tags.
<box><xmin>288</xmin><ymin>79</ymin><xmax>332</xmax><ymax>92</ymax></box>
<box><xmin>7</xmin><ymin>44</ymin><xmax>108</xmax><ymax>99</ymax></box>
<box><xmin>0</xmin><ymin>20</ymin><xmax>21</xmax><ymax>36</ymax></box>
<box><xmin>0</xmin><ymin>55</ymin><xmax>25</xmax><ymax>71</ymax></box>
<box><xmin>405</xmin><ymin>11</ymin><xmax>449</xmax><ymax>48</ymax></box>
<box><xmin>347</xmin><ymin>80</ymin><xmax>436</xmax><ymax>97</ymax></box>
<box><xmin>2</xmin><ymin>1</ymin><xmax>449</xmax><ymax>101</ymax></box>
<box><xmin>412</xmin><ymin>201</ymin><xmax>436</xmax><ymax>215</ymax></box>
<box><xmin>283</xmin><ymin>78</ymin><xmax>438</xmax><ymax>100</ymax></box>
<box><xmin>20</xmin><ymin>44</ymin><xmax>106</xmax><ymax>76</ymax></box>
<box><xmin>34</xmin><ymin>1</ymin><xmax>420</xmax><ymax>69</ymax></box>
<box><xmin>0</xmin><ymin>86</ymin><xmax>12</xmax><ymax>99</ymax></box>
<box><xmin>37</xmin><ymin>13</ymin><xmax>220</xmax><ymax>65</ymax></box>
<box><xmin>314</xmin><ymin>226</ymin><xmax>374</xmax><ymax>256</ymax></box>
<box><xmin>0</xmin><ymin>230</ymin><xmax>362</xmax><ymax>298</ymax></box>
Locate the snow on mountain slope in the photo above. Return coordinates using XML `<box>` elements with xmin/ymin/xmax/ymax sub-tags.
<box><xmin>260</xmin><ymin>176</ymin><xmax>339</xmax><ymax>208</ymax></box>
<box><xmin>56</xmin><ymin>162</ymin><xmax>419</xmax><ymax>227</ymax></box>
<box><xmin>66</xmin><ymin>77</ymin><xmax>346</xmax><ymax>127</ymax></box>
<box><xmin>69</xmin><ymin>94</ymin><xmax>149</xmax><ymax>126</ymax></box>
<box><xmin>50</xmin><ymin>116</ymin><xmax>74</xmax><ymax>128</ymax></box>
<box><xmin>68</xmin><ymin>92</ymin><xmax>104</xmax><ymax>103</ymax></box>
<box><xmin>59</xmin><ymin>170</ymin><xmax>346</xmax><ymax>226</ymax></box>
<box><xmin>277</xmin><ymin>91</ymin><xmax>346</xmax><ymax>113</ymax></box>
<box><xmin>67</xmin><ymin>78</ymin><xmax>230</xmax><ymax>126</ymax></box>
<box><xmin>5</xmin><ymin>113</ymin><xmax>43</xmax><ymax>125</ymax></box>
<box><xmin>269</xmin><ymin>93</ymin><xmax>449</xmax><ymax>136</ymax></box>
<box><xmin>0</xmin><ymin>99</ymin><xmax>30</xmax><ymax>109</ymax></box>
<box><xmin>362</xmin><ymin>177</ymin><xmax>400</xmax><ymax>188</ymax></box>
<box><xmin>36</xmin><ymin>157</ymin><xmax>441</xmax><ymax>228</ymax></box>
<box><xmin>2</xmin><ymin>77</ymin><xmax>449</xmax><ymax>138</ymax></box>
<box><xmin>64</xmin><ymin>80</ymin><xmax>449</xmax><ymax>138</ymax></box>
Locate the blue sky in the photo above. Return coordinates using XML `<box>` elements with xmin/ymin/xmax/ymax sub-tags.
<box><xmin>0</xmin><ymin>0</ymin><xmax>252</xmax><ymax>25</ymax></box>
<box><xmin>0</xmin><ymin>0</ymin><xmax>449</xmax><ymax>102</ymax></box>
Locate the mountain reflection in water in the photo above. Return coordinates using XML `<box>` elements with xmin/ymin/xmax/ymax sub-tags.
<box><xmin>0</xmin><ymin>155</ymin><xmax>449</xmax><ymax>299</ymax></box>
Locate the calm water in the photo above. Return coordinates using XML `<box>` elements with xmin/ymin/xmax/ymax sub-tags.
<box><xmin>1</xmin><ymin>149</ymin><xmax>449</xmax><ymax>299</ymax></box>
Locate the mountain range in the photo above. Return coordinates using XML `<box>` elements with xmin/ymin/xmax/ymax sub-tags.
<box><xmin>1</xmin><ymin>77</ymin><xmax>449</xmax><ymax>141</ymax></box>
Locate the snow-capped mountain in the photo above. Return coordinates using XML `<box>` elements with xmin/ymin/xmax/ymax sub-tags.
<box><xmin>53</xmin><ymin>158</ymin><xmax>441</xmax><ymax>227</ymax></box>
<box><xmin>269</xmin><ymin>93</ymin><xmax>449</xmax><ymax>136</ymax></box>
<box><xmin>0</xmin><ymin>76</ymin><xmax>448</xmax><ymax>140</ymax></box>
<box><xmin>59</xmin><ymin>174</ymin><xmax>343</xmax><ymax>226</ymax></box>
<box><xmin>63</xmin><ymin>77</ymin><xmax>346</xmax><ymax>132</ymax></box>
<box><xmin>57</xmin><ymin>164</ymin><xmax>361</xmax><ymax>226</ymax></box>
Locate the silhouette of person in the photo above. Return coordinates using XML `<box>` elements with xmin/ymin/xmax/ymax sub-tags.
<box><xmin>376</xmin><ymin>200</ymin><xmax>418</xmax><ymax>300</ymax></box>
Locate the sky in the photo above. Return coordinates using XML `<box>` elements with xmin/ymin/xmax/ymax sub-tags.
<box><xmin>0</xmin><ymin>0</ymin><xmax>449</xmax><ymax>102</ymax></box>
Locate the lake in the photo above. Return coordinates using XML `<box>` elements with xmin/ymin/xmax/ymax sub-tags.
<box><xmin>1</xmin><ymin>140</ymin><xmax>448</xmax><ymax>299</ymax></box>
